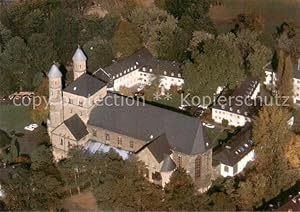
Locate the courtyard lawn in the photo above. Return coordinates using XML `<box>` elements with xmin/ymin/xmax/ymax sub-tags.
<box><xmin>210</xmin><ymin>0</ymin><xmax>300</xmax><ymax>47</ymax></box>
<box><xmin>205</xmin><ymin>127</ymin><xmax>227</xmax><ymax>149</ymax></box>
<box><xmin>0</xmin><ymin>105</ymin><xmax>32</xmax><ymax>132</ymax></box>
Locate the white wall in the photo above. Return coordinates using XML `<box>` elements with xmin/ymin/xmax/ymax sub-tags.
<box><xmin>220</xmin><ymin>149</ymin><xmax>255</xmax><ymax>177</ymax></box>
<box><xmin>212</xmin><ymin>108</ymin><xmax>248</xmax><ymax>127</ymax></box>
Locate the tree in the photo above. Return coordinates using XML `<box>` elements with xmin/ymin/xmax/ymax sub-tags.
<box><xmin>163</xmin><ymin>0</ymin><xmax>216</xmax><ymax>34</ymax></box>
<box><xmin>28</xmin><ymin>33</ymin><xmax>57</xmax><ymax>76</ymax></box>
<box><xmin>164</xmin><ymin>168</ymin><xmax>197</xmax><ymax>210</ymax></box>
<box><xmin>277</xmin><ymin>52</ymin><xmax>294</xmax><ymax>103</ymax></box>
<box><xmin>129</xmin><ymin>6</ymin><xmax>189</xmax><ymax>61</ymax></box>
<box><xmin>183</xmin><ymin>33</ymin><xmax>244</xmax><ymax>98</ymax></box>
<box><xmin>83</xmin><ymin>36</ymin><xmax>114</xmax><ymax>72</ymax></box>
<box><xmin>112</xmin><ymin>21</ymin><xmax>142</xmax><ymax>59</ymax></box>
<box><xmin>232</xmin><ymin>13</ymin><xmax>265</xmax><ymax>33</ymax></box>
<box><xmin>0</xmin><ymin>21</ymin><xmax>12</xmax><ymax>52</ymax></box>
<box><xmin>252</xmin><ymin>106</ymin><xmax>298</xmax><ymax>200</ymax></box>
<box><xmin>31</xmin><ymin>79</ymin><xmax>49</xmax><ymax>124</ymax></box>
<box><xmin>0</xmin><ymin>36</ymin><xmax>32</xmax><ymax>94</ymax></box>
<box><xmin>3</xmin><ymin>145</ymin><xmax>64</xmax><ymax>210</ymax></box>
<box><xmin>29</xmin><ymin>145</ymin><xmax>64</xmax><ymax>210</ymax></box>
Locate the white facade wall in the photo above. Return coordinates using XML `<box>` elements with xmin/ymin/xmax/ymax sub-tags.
<box><xmin>112</xmin><ymin>66</ymin><xmax>184</xmax><ymax>92</ymax></box>
<box><xmin>113</xmin><ymin>69</ymin><xmax>141</xmax><ymax>91</ymax></box>
<box><xmin>220</xmin><ymin>149</ymin><xmax>255</xmax><ymax>177</ymax></box>
<box><xmin>212</xmin><ymin>108</ymin><xmax>249</xmax><ymax>127</ymax></box>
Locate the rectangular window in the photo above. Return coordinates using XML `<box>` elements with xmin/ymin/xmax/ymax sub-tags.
<box><xmin>79</xmin><ymin>100</ymin><xmax>83</xmax><ymax>107</ymax></box>
<box><xmin>92</xmin><ymin>129</ymin><xmax>97</xmax><ymax>136</ymax></box>
<box><xmin>69</xmin><ymin>99</ymin><xmax>73</xmax><ymax>104</ymax></box>
<box><xmin>130</xmin><ymin>140</ymin><xmax>134</xmax><ymax>149</ymax></box>
<box><xmin>105</xmin><ymin>133</ymin><xmax>110</xmax><ymax>141</ymax></box>
<box><xmin>224</xmin><ymin>165</ymin><xmax>229</xmax><ymax>172</ymax></box>
<box><xmin>195</xmin><ymin>156</ymin><xmax>201</xmax><ymax>177</ymax></box>
<box><xmin>233</xmin><ymin>164</ymin><xmax>238</xmax><ymax>174</ymax></box>
<box><xmin>60</xmin><ymin>139</ymin><xmax>63</xmax><ymax>145</ymax></box>
<box><xmin>118</xmin><ymin>136</ymin><xmax>122</xmax><ymax>145</ymax></box>
<box><xmin>178</xmin><ymin>155</ymin><xmax>182</xmax><ymax>168</ymax></box>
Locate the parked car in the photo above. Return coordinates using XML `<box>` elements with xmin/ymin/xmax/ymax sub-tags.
<box><xmin>24</xmin><ymin>126</ymin><xmax>34</xmax><ymax>131</ymax></box>
<box><xmin>203</xmin><ymin>123</ymin><xmax>215</xmax><ymax>129</ymax></box>
<box><xmin>29</xmin><ymin>123</ymin><xmax>38</xmax><ymax>129</ymax></box>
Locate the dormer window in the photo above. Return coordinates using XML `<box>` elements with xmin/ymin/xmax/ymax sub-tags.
<box><xmin>178</xmin><ymin>73</ymin><xmax>181</xmax><ymax>77</ymax></box>
<box><xmin>124</xmin><ymin>70</ymin><xmax>126</xmax><ymax>74</ymax></box>
<box><xmin>131</xmin><ymin>67</ymin><xmax>133</xmax><ymax>70</ymax></box>
<box><xmin>163</xmin><ymin>71</ymin><xmax>167</xmax><ymax>75</ymax></box>
<box><xmin>229</xmin><ymin>107</ymin><xmax>232</xmax><ymax>111</ymax></box>
<box><xmin>171</xmin><ymin>72</ymin><xmax>174</xmax><ymax>76</ymax></box>
<box><xmin>149</xmin><ymin>68</ymin><xmax>153</xmax><ymax>73</ymax></box>
<box><xmin>120</xmin><ymin>73</ymin><xmax>122</xmax><ymax>76</ymax></box>
<box><xmin>116</xmin><ymin>74</ymin><xmax>119</xmax><ymax>77</ymax></box>
<box><xmin>134</xmin><ymin>65</ymin><xmax>136</xmax><ymax>69</ymax></box>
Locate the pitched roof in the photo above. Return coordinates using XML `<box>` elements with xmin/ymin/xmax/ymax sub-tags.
<box><xmin>138</xmin><ymin>134</ymin><xmax>172</xmax><ymax>163</ymax></box>
<box><xmin>64</xmin><ymin>114</ymin><xmax>89</xmax><ymax>140</ymax></box>
<box><xmin>213</xmin><ymin>127</ymin><xmax>253</xmax><ymax>166</ymax></box>
<box><xmin>88</xmin><ymin>93</ymin><xmax>211</xmax><ymax>155</ymax></box>
<box><xmin>72</xmin><ymin>47</ymin><xmax>87</xmax><ymax>61</ymax></box>
<box><xmin>213</xmin><ymin>77</ymin><xmax>260</xmax><ymax>116</ymax></box>
<box><xmin>48</xmin><ymin>64</ymin><xmax>62</xmax><ymax>78</ymax></box>
<box><xmin>160</xmin><ymin>154</ymin><xmax>176</xmax><ymax>172</ymax></box>
<box><xmin>64</xmin><ymin>74</ymin><xmax>106</xmax><ymax>97</ymax></box>
<box><xmin>100</xmin><ymin>47</ymin><xmax>182</xmax><ymax>79</ymax></box>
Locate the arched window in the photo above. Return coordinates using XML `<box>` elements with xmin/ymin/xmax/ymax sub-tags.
<box><xmin>195</xmin><ymin>156</ymin><xmax>201</xmax><ymax>177</ymax></box>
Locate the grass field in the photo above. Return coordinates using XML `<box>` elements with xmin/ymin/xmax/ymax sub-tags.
<box><xmin>210</xmin><ymin>0</ymin><xmax>300</xmax><ymax>47</ymax></box>
<box><xmin>0</xmin><ymin>105</ymin><xmax>32</xmax><ymax>132</ymax></box>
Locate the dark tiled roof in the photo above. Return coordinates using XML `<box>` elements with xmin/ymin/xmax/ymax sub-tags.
<box><xmin>213</xmin><ymin>127</ymin><xmax>253</xmax><ymax>166</ymax></box>
<box><xmin>160</xmin><ymin>154</ymin><xmax>176</xmax><ymax>172</ymax></box>
<box><xmin>100</xmin><ymin>47</ymin><xmax>182</xmax><ymax>79</ymax></box>
<box><xmin>139</xmin><ymin>134</ymin><xmax>171</xmax><ymax>163</ymax></box>
<box><xmin>213</xmin><ymin>77</ymin><xmax>260</xmax><ymax>116</ymax></box>
<box><xmin>88</xmin><ymin>93</ymin><xmax>211</xmax><ymax>155</ymax></box>
<box><xmin>101</xmin><ymin>48</ymin><xmax>153</xmax><ymax>77</ymax></box>
<box><xmin>64</xmin><ymin>74</ymin><xmax>107</xmax><ymax>97</ymax></box>
<box><xmin>64</xmin><ymin>114</ymin><xmax>89</xmax><ymax>140</ymax></box>
<box><xmin>93</xmin><ymin>68</ymin><xmax>113</xmax><ymax>87</ymax></box>
<box><xmin>276</xmin><ymin>195</ymin><xmax>300</xmax><ymax>211</ymax></box>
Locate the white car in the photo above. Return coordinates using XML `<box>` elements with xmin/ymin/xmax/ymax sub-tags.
<box><xmin>203</xmin><ymin>123</ymin><xmax>215</xmax><ymax>129</ymax></box>
<box><xmin>29</xmin><ymin>123</ymin><xmax>38</xmax><ymax>129</ymax></box>
<box><xmin>24</xmin><ymin>125</ymin><xmax>34</xmax><ymax>131</ymax></box>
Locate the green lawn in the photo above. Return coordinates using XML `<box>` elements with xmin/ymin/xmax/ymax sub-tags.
<box><xmin>0</xmin><ymin>105</ymin><xmax>32</xmax><ymax>132</ymax></box>
<box><xmin>0</xmin><ymin>129</ymin><xmax>11</xmax><ymax>148</ymax></box>
<box><xmin>210</xmin><ymin>0</ymin><xmax>300</xmax><ymax>47</ymax></box>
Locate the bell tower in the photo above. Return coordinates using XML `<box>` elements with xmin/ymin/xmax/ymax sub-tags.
<box><xmin>47</xmin><ymin>63</ymin><xmax>64</xmax><ymax>133</ymax></box>
<box><xmin>72</xmin><ymin>46</ymin><xmax>87</xmax><ymax>80</ymax></box>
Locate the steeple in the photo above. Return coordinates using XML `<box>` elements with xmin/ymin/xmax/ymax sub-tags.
<box><xmin>72</xmin><ymin>46</ymin><xmax>87</xmax><ymax>80</ymax></box>
<box><xmin>48</xmin><ymin>63</ymin><xmax>62</xmax><ymax>79</ymax></box>
<box><xmin>72</xmin><ymin>45</ymin><xmax>87</xmax><ymax>61</ymax></box>
<box><xmin>47</xmin><ymin>63</ymin><xmax>63</xmax><ymax>133</ymax></box>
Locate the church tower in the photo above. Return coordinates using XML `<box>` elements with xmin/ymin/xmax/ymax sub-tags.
<box><xmin>47</xmin><ymin>64</ymin><xmax>64</xmax><ymax>133</ymax></box>
<box><xmin>72</xmin><ymin>46</ymin><xmax>87</xmax><ymax>80</ymax></box>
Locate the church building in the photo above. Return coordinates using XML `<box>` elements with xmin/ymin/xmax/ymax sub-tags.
<box><xmin>47</xmin><ymin>47</ymin><xmax>213</xmax><ymax>191</ymax></box>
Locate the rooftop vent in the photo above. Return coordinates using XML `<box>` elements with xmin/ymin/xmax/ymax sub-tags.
<box><xmin>73</xmin><ymin>87</ymin><xmax>77</xmax><ymax>91</ymax></box>
<box><xmin>150</xmin><ymin>135</ymin><xmax>154</xmax><ymax>139</ymax></box>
